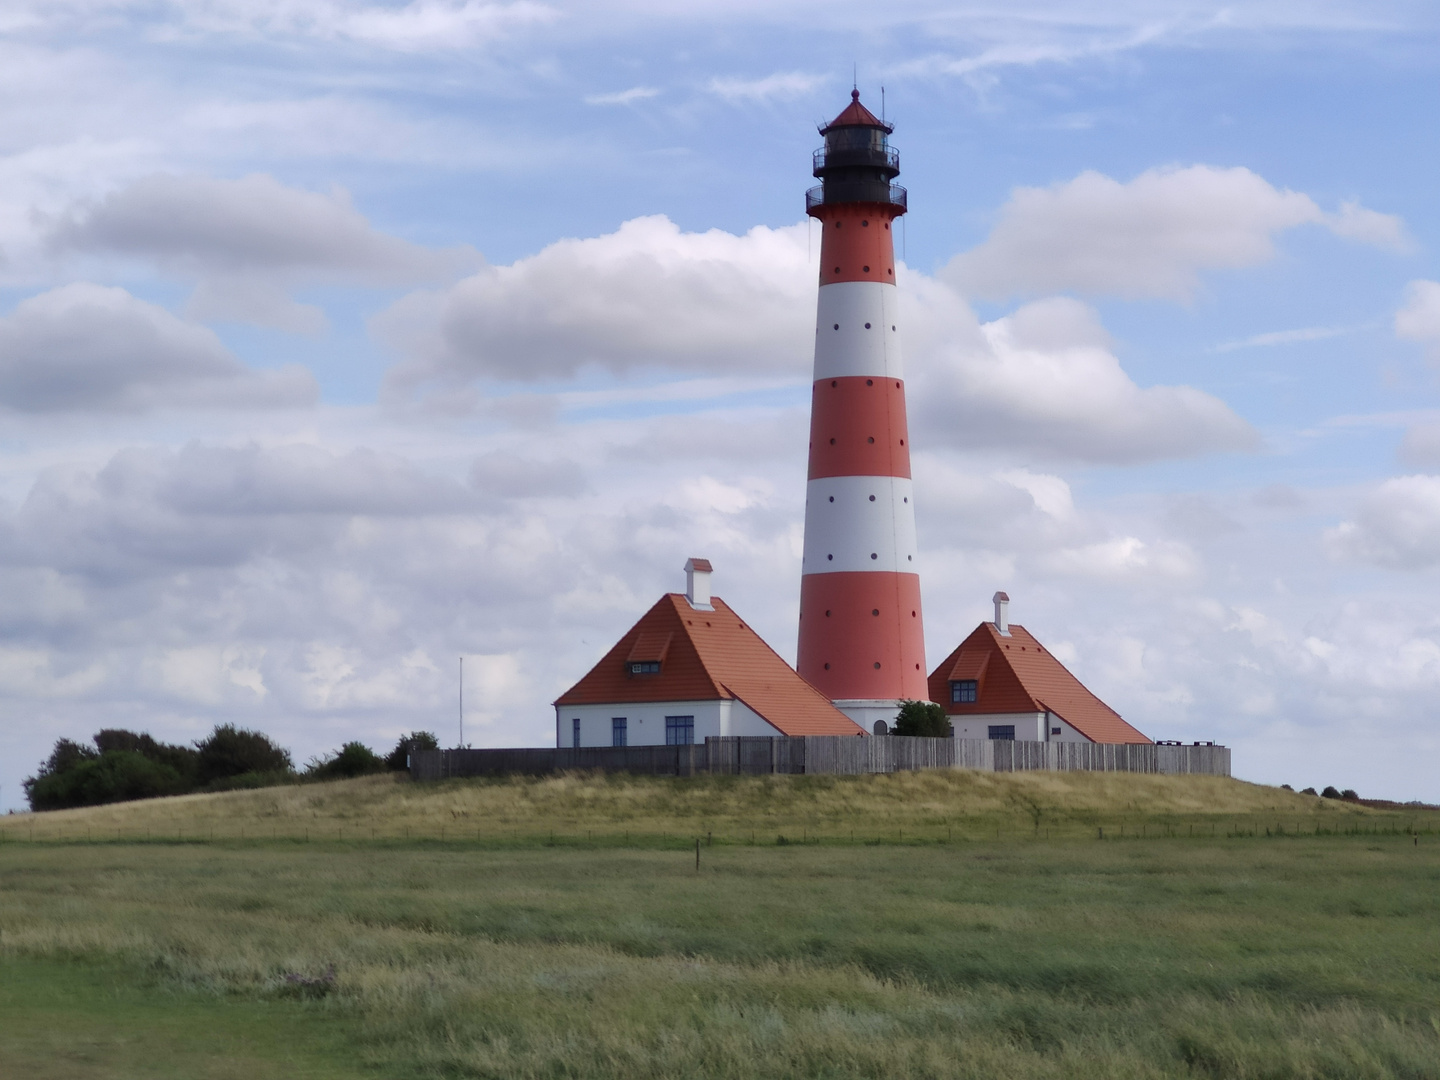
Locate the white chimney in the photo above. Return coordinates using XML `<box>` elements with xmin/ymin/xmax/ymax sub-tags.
<box><xmin>993</xmin><ymin>591</ymin><xmax>1010</xmax><ymax>636</ymax></box>
<box><xmin>685</xmin><ymin>557</ymin><xmax>714</xmax><ymax>610</ymax></box>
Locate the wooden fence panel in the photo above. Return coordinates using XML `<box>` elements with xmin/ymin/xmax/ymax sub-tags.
<box><xmin>411</xmin><ymin>736</ymin><xmax>1230</xmax><ymax>781</ymax></box>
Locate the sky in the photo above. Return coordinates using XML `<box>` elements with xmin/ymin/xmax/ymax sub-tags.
<box><xmin>3</xmin><ymin>0</ymin><xmax>1440</xmax><ymax>809</ymax></box>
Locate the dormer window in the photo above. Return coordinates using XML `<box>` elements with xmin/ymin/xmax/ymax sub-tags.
<box><xmin>630</xmin><ymin>661</ymin><xmax>660</xmax><ymax>675</ymax></box>
<box><xmin>951</xmin><ymin>679</ymin><xmax>977</xmax><ymax>704</ymax></box>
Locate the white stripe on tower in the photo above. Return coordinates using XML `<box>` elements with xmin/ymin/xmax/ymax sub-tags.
<box><xmin>797</xmin><ymin>90</ymin><xmax>927</xmax><ymax>731</ymax></box>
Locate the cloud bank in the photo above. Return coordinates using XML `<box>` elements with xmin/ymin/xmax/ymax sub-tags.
<box><xmin>378</xmin><ymin>213</ymin><xmax>1255</xmax><ymax>464</ymax></box>
<box><xmin>53</xmin><ymin>174</ymin><xmax>475</xmax><ymax>332</ymax></box>
<box><xmin>0</xmin><ymin>283</ymin><xmax>315</xmax><ymax>412</ymax></box>
<box><xmin>946</xmin><ymin>165</ymin><xmax>1408</xmax><ymax>301</ymax></box>
<box><xmin>1326</xmin><ymin>475</ymin><xmax>1440</xmax><ymax>570</ymax></box>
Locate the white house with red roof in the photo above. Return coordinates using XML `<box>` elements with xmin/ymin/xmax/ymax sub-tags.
<box><xmin>926</xmin><ymin>593</ymin><xmax>1149</xmax><ymax>745</ymax></box>
<box><xmin>554</xmin><ymin>559</ymin><xmax>864</xmax><ymax>748</ymax></box>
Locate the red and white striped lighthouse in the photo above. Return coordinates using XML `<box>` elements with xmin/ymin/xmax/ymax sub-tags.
<box><xmin>797</xmin><ymin>90</ymin><xmax>927</xmax><ymax>731</ymax></box>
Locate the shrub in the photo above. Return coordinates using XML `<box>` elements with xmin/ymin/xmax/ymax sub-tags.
<box><xmin>892</xmin><ymin>700</ymin><xmax>953</xmax><ymax>737</ymax></box>
<box><xmin>95</xmin><ymin>729</ymin><xmax>199</xmax><ymax>782</ymax></box>
<box><xmin>196</xmin><ymin>725</ymin><xmax>293</xmax><ymax>783</ymax></box>
<box><xmin>385</xmin><ymin>731</ymin><xmax>439</xmax><ymax>771</ymax></box>
<box><xmin>308</xmin><ymin>742</ymin><xmax>387</xmax><ymax>781</ymax></box>
<box><xmin>32</xmin><ymin>738</ymin><xmax>97</xmax><ymax>779</ymax></box>
<box><xmin>1301</xmin><ymin>787</ymin><xmax>1318</xmax><ymax>796</ymax></box>
<box><xmin>1321</xmin><ymin>786</ymin><xmax>1342</xmax><ymax>799</ymax></box>
<box><xmin>24</xmin><ymin>733</ymin><xmax>197</xmax><ymax>810</ymax></box>
<box><xmin>1281</xmin><ymin>784</ymin><xmax>1293</xmax><ymax>791</ymax></box>
<box><xmin>1341</xmin><ymin>789</ymin><xmax>1360</xmax><ymax>802</ymax></box>
<box><xmin>26</xmin><ymin>751</ymin><xmax>189</xmax><ymax>810</ymax></box>
<box><xmin>24</xmin><ymin>725</ymin><xmax>297</xmax><ymax>810</ymax></box>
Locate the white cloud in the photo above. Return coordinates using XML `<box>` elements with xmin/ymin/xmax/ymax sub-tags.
<box><xmin>51</xmin><ymin>174</ymin><xmax>474</xmax><ymax>332</ymax></box>
<box><xmin>1395</xmin><ymin>279</ymin><xmax>1440</xmax><ymax>358</ymax></box>
<box><xmin>468</xmin><ymin>451</ymin><xmax>588</xmax><ymax>498</ymax></box>
<box><xmin>139</xmin><ymin>0</ymin><xmax>558</xmax><ymax>51</ymax></box>
<box><xmin>1212</xmin><ymin>324</ymin><xmax>1354</xmax><ymax>352</ymax></box>
<box><xmin>1325</xmin><ymin>474</ymin><xmax>1440</xmax><ymax>570</ymax></box>
<box><xmin>1039</xmin><ymin>535</ymin><xmax>1200</xmax><ymax>582</ymax></box>
<box><xmin>0</xmin><ymin>283</ymin><xmax>316</xmax><ymax>412</ymax></box>
<box><xmin>1398</xmin><ymin>422</ymin><xmax>1440</xmax><ymax>469</ymax></box>
<box><xmin>945</xmin><ymin>165</ymin><xmax>1408</xmax><ymax>301</ymax></box>
<box><xmin>996</xmin><ymin>468</ymin><xmax>1074</xmax><ymax>520</ymax></box>
<box><xmin>707</xmin><ymin>72</ymin><xmax>824</xmax><ymax>102</ymax></box>
<box><xmin>1326</xmin><ymin>199</ymin><xmax>1411</xmax><ymax>248</ymax></box>
<box><xmin>377</xmin><ymin>214</ymin><xmax>814</xmax><ymax>392</ymax></box>
<box><xmin>150</xmin><ymin>644</ymin><xmax>268</xmax><ymax>705</ymax></box>
<box><xmin>584</xmin><ymin>87</ymin><xmax>661</xmax><ymax>106</ymax></box>
<box><xmin>907</xmin><ymin>290</ymin><xmax>1258</xmax><ymax>463</ymax></box>
<box><xmin>378</xmin><ymin>216</ymin><xmax>1253</xmax><ymax>464</ymax></box>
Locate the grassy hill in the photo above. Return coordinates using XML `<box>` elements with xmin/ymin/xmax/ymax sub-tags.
<box><xmin>4</xmin><ymin>772</ymin><xmax>1438</xmax><ymax>1079</ymax></box>
<box><xmin>2</xmin><ymin>769</ymin><xmax>1426</xmax><ymax>845</ymax></box>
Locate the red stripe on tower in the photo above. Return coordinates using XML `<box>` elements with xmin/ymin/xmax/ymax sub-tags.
<box><xmin>797</xmin><ymin>90</ymin><xmax>927</xmax><ymax>732</ymax></box>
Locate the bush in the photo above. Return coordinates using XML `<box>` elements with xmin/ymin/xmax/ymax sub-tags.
<box><xmin>385</xmin><ymin>731</ymin><xmax>439</xmax><ymax>771</ymax></box>
<box><xmin>96</xmin><ymin>728</ymin><xmax>199</xmax><ymax>782</ymax></box>
<box><xmin>1341</xmin><ymin>788</ymin><xmax>1360</xmax><ymax>802</ymax></box>
<box><xmin>196</xmin><ymin>725</ymin><xmax>293</xmax><ymax>783</ymax></box>
<box><xmin>1321</xmin><ymin>786</ymin><xmax>1342</xmax><ymax>799</ymax></box>
<box><xmin>1281</xmin><ymin>784</ymin><xmax>1293</xmax><ymax>791</ymax></box>
<box><xmin>30</xmin><ymin>738</ymin><xmax>97</xmax><ymax>782</ymax></box>
<box><xmin>26</xmin><ymin>751</ymin><xmax>189</xmax><ymax>810</ymax></box>
<box><xmin>307</xmin><ymin>742</ymin><xmax>387</xmax><ymax>781</ymax></box>
<box><xmin>892</xmin><ymin>700</ymin><xmax>953</xmax><ymax>737</ymax></box>
<box><xmin>24</xmin><ymin>725</ymin><xmax>302</xmax><ymax>810</ymax></box>
<box><xmin>24</xmin><ymin>731</ymin><xmax>199</xmax><ymax>810</ymax></box>
<box><xmin>1301</xmin><ymin>787</ymin><xmax>1318</xmax><ymax>796</ymax></box>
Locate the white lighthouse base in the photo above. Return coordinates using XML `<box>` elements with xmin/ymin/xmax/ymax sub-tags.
<box><xmin>832</xmin><ymin>699</ymin><xmax>906</xmax><ymax>735</ymax></box>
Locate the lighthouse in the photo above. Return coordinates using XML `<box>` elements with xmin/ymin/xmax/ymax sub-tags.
<box><xmin>796</xmin><ymin>90</ymin><xmax>927</xmax><ymax>731</ymax></box>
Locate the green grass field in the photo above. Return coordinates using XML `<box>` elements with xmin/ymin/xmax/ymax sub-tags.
<box><xmin>2</xmin><ymin>772</ymin><xmax>1439</xmax><ymax>1078</ymax></box>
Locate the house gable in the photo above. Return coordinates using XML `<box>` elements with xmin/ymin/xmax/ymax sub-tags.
<box><xmin>928</xmin><ymin>622</ymin><xmax>1149</xmax><ymax>744</ymax></box>
<box><xmin>557</xmin><ymin>594</ymin><xmax>862</xmax><ymax>736</ymax></box>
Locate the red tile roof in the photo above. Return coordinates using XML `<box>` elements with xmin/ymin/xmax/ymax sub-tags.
<box><xmin>556</xmin><ymin>593</ymin><xmax>865</xmax><ymax>736</ymax></box>
<box><xmin>822</xmin><ymin>90</ymin><xmax>889</xmax><ymax>132</ymax></box>
<box><xmin>927</xmin><ymin>622</ymin><xmax>1150</xmax><ymax>744</ymax></box>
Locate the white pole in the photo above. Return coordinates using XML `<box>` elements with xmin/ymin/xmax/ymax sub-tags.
<box><xmin>459</xmin><ymin>656</ymin><xmax>464</xmax><ymax>749</ymax></box>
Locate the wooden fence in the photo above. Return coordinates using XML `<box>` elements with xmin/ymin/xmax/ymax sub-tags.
<box><xmin>411</xmin><ymin>737</ymin><xmax>1229</xmax><ymax>781</ymax></box>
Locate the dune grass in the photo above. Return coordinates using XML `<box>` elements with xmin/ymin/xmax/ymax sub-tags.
<box><xmin>0</xmin><ymin>768</ymin><xmax>1424</xmax><ymax>846</ymax></box>
<box><xmin>2</xmin><ymin>773</ymin><xmax>1438</xmax><ymax>1077</ymax></box>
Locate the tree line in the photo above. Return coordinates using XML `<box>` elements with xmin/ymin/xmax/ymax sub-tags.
<box><xmin>22</xmin><ymin>726</ymin><xmax>439</xmax><ymax>811</ymax></box>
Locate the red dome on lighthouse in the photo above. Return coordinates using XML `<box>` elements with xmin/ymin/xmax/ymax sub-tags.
<box><xmin>821</xmin><ymin>88</ymin><xmax>890</xmax><ymax>133</ymax></box>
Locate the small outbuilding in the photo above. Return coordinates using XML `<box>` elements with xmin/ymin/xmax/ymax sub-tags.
<box><xmin>926</xmin><ymin>593</ymin><xmax>1150</xmax><ymax>744</ymax></box>
<box><xmin>554</xmin><ymin>559</ymin><xmax>864</xmax><ymax>747</ymax></box>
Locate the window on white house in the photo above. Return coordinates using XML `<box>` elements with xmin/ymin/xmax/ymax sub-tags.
<box><xmin>665</xmin><ymin>715</ymin><xmax>694</xmax><ymax>745</ymax></box>
<box><xmin>630</xmin><ymin>661</ymin><xmax>660</xmax><ymax>675</ymax></box>
<box><xmin>951</xmin><ymin>680</ymin><xmax>977</xmax><ymax>703</ymax></box>
<box><xmin>988</xmin><ymin>725</ymin><xmax>1015</xmax><ymax>741</ymax></box>
<box><xmin>612</xmin><ymin>717</ymin><xmax>627</xmax><ymax>747</ymax></box>
<box><xmin>1051</xmin><ymin>727</ymin><xmax>1062</xmax><ymax>736</ymax></box>
<box><xmin>572</xmin><ymin>718</ymin><xmax>581</xmax><ymax>747</ymax></box>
